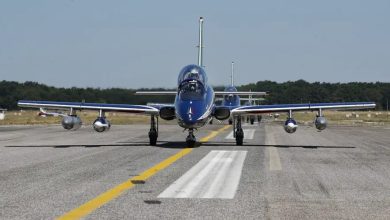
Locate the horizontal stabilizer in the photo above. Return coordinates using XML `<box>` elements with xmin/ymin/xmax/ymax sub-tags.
<box><xmin>240</xmin><ymin>98</ymin><xmax>265</xmax><ymax>101</ymax></box>
<box><xmin>214</xmin><ymin>91</ymin><xmax>267</xmax><ymax>96</ymax></box>
<box><xmin>136</xmin><ymin>91</ymin><xmax>177</xmax><ymax>95</ymax></box>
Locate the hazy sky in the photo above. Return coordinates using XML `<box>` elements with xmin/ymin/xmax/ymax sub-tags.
<box><xmin>1</xmin><ymin>0</ymin><xmax>389</xmax><ymax>88</ymax></box>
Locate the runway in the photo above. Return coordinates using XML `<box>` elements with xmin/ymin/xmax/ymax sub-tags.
<box><xmin>1</xmin><ymin>122</ymin><xmax>389</xmax><ymax>219</ymax></box>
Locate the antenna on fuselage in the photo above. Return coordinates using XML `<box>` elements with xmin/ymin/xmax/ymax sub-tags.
<box><xmin>197</xmin><ymin>17</ymin><xmax>204</xmax><ymax>68</ymax></box>
<box><xmin>231</xmin><ymin>61</ymin><xmax>234</xmax><ymax>87</ymax></box>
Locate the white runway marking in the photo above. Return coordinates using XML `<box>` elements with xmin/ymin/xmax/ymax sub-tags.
<box><xmin>265</xmin><ymin>127</ymin><xmax>282</xmax><ymax>171</ymax></box>
<box><xmin>268</xmin><ymin>147</ymin><xmax>282</xmax><ymax>171</ymax></box>
<box><xmin>225</xmin><ymin>129</ymin><xmax>255</xmax><ymax>139</ymax></box>
<box><xmin>243</xmin><ymin>122</ymin><xmax>259</xmax><ymax>126</ymax></box>
<box><xmin>158</xmin><ymin>150</ymin><xmax>247</xmax><ymax>199</ymax></box>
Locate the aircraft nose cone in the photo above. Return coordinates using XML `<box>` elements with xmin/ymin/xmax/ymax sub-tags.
<box><xmin>177</xmin><ymin>100</ymin><xmax>203</xmax><ymax>125</ymax></box>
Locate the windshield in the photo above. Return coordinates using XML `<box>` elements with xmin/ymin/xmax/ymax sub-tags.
<box><xmin>224</xmin><ymin>95</ymin><xmax>236</xmax><ymax>103</ymax></box>
<box><xmin>179</xmin><ymin>81</ymin><xmax>205</xmax><ymax>100</ymax></box>
<box><xmin>178</xmin><ymin>65</ymin><xmax>207</xmax><ymax>85</ymax></box>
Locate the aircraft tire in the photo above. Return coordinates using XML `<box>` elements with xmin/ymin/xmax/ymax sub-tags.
<box><xmin>149</xmin><ymin>130</ymin><xmax>158</xmax><ymax>146</ymax></box>
<box><xmin>236</xmin><ymin>129</ymin><xmax>244</xmax><ymax>146</ymax></box>
<box><xmin>186</xmin><ymin>140</ymin><xmax>196</xmax><ymax>148</ymax></box>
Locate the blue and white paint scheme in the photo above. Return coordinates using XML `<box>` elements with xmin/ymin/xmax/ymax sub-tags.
<box><xmin>175</xmin><ymin>64</ymin><xmax>214</xmax><ymax>129</ymax></box>
<box><xmin>218</xmin><ymin>61</ymin><xmax>265</xmax><ymax>125</ymax></box>
<box><xmin>222</xmin><ymin>62</ymin><xmax>240</xmax><ymax>109</ymax></box>
<box><xmin>18</xmin><ymin>17</ymin><xmax>376</xmax><ymax>147</ymax></box>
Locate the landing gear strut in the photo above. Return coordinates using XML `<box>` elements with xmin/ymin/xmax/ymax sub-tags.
<box><xmin>257</xmin><ymin>115</ymin><xmax>262</xmax><ymax>124</ymax></box>
<box><xmin>233</xmin><ymin>116</ymin><xmax>244</xmax><ymax>146</ymax></box>
<box><xmin>250</xmin><ymin>116</ymin><xmax>255</xmax><ymax>125</ymax></box>
<box><xmin>186</xmin><ymin>128</ymin><xmax>196</xmax><ymax>148</ymax></box>
<box><xmin>149</xmin><ymin>115</ymin><xmax>158</xmax><ymax>146</ymax></box>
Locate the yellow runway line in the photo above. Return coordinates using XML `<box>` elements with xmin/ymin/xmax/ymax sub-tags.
<box><xmin>57</xmin><ymin>125</ymin><xmax>230</xmax><ymax>220</ymax></box>
<box><xmin>57</xmin><ymin>148</ymin><xmax>193</xmax><ymax>220</ymax></box>
<box><xmin>200</xmin><ymin>125</ymin><xmax>231</xmax><ymax>142</ymax></box>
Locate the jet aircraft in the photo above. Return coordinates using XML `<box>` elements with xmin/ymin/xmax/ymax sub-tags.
<box><xmin>18</xmin><ymin>17</ymin><xmax>376</xmax><ymax>146</ymax></box>
<box><xmin>218</xmin><ymin>61</ymin><xmax>265</xmax><ymax>125</ymax></box>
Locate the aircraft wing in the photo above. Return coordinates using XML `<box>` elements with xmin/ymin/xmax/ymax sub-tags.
<box><xmin>18</xmin><ymin>100</ymin><xmax>159</xmax><ymax>115</ymax></box>
<box><xmin>146</xmin><ymin>103</ymin><xmax>175</xmax><ymax>110</ymax></box>
<box><xmin>136</xmin><ymin>91</ymin><xmax>267</xmax><ymax>96</ymax></box>
<box><xmin>240</xmin><ymin>98</ymin><xmax>265</xmax><ymax>101</ymax></box>
<box><xmin>231</xmin><ymin>102</ymin><xmax>376</xmax><ymax>115</ymax></box>
<box><xmin>214</xmin><ymin>91</ymin><xmax>267</xmax><ymax>96</ymax></box>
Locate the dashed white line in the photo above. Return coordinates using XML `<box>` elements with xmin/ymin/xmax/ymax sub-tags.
<box><xmin>158</xmin><ymin>150</ymin><xmax>247</xmax><ymax>199</ymax></box>
<box><xmin>265</xmin><ymin>126</ymin><xmax>282</xmax><ymax>171</ymax></box>
<box><xmin>268</xmin><ymin>147</ymin><xmax>282</xmax><ymax>171</ymax></box>
<box><xmin>225</xmin><ymin>129</ymin><xmax>255</xmax><ymax>140</ymax></box>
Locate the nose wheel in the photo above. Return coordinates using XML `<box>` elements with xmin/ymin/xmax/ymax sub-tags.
<box><xmin>233</xmin><ymin>116</ymin><xmax>244</xmax><ymax>146</ymax></box>
<box><xmin>186</xmin><ymin>129</ymin><xmax>196</xmax><ymax>147</ymax></box>
<box><xmin>149</xmin><ymin>115</ymin><xmax>158</xmax><ymax>146</ymax></box>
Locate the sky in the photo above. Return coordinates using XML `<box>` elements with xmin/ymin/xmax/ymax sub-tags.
<box><xmin>0</xmin><ymin>0</ymin><xmax>389</xmax><ymax>89</ymax></box>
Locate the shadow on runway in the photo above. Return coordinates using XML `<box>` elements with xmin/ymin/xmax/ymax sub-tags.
<box><xmin>202</xmin><ymin>142</ymin><xmax>356</xmax><ymax>149</ymax></box>
<box><xmin>4</xmin><ymin>141</ymin><xmax>355</xmax><ymax>149</ymax></box>
<box><xmin>5</xmin><ymin>140</ymin><xmax>195</xmax><ymax>148</ymax></box>
<box><xmin>5</xmin><ymin>143</ymin><xmax>149</xmax><ymax>148</ymax></box>
<box><xmin>116</xmin><ymin>140</ymin><xmax>197</xmax><ymax>148</ymax></box>
<box><xmin>155</xmin><ymin>141</ymin><xmax>201</xmax><ymax>149</ymax></box>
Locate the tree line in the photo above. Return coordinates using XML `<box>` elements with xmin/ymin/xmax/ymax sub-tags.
<box><xmin>0</xmin><ymin>80</ymin><xmax>389</xmax><ymax>110</ymax></box>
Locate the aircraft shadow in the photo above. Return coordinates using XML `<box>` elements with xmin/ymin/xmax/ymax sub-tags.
<box><xmin>155</xmin><ymin>141</ymin><xmax>201</xmax><ymax>149</ymax></box>
<box><xmin>5</xmin><ymin>143</ymin><xmax>149</xmax><ymax>148</ymax></box>
<box><xmin>4</xmin><ymin>141</ymin><xmax>355</xmax><ymax>149</ymax></box>
<box><xmin>5</xmin><ymin>141</ymin><xmax>197</xmax><ymax>149</ymax></box>
<box><xmin>202</xmin><ymin>142</ymin><xmax>355</xmax><ymax>149</ymax></box>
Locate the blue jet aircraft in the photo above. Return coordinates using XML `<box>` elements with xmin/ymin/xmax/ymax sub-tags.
<box><xmin>218</xmin><ymin>61</ymin><xmax>265</xmax><ymax>125</ymax></box>
<box><xmin>18</xmin><ymin>17</ymin><xmax>376</xmax><ymax>147</ymax></box>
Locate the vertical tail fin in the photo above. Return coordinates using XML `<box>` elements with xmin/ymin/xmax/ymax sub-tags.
<box><xmin>249</xmin><ymin>89</ymin><xmax>253</xmax><ymax>105</ymax></box>
<box><xmin>231</xmin><ymin>61</ymin><xmax>234</xmax><ymax>87</ymax></box>
<box><xmin>197</xmin><ymin>17</ymin><xmax>204</xmax><ymax>68</ymax></box>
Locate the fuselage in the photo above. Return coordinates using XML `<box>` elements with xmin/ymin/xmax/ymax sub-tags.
<box><xmin>222</xmin><ymin>86</ymin><xmax>240</xmax><ymax>108</ymax></box>
<box><xmin>175</xmin><ymin>64</ymin><xmax>214</xmax><ymax>129</ymax></box>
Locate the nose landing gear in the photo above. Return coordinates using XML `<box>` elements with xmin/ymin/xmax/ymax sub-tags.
<box><xmin>233</xmin><ymin>116</ymin><xmax>244</xmax><ymax>145</ymax></box>
<box><xmin>186</xmin><ymin>128</ymin><xmax>196</xmax><ymax>148</ymax></box>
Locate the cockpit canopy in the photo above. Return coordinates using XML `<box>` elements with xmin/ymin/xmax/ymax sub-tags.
<box><xmin>177</xmin><ymin>65</ymin><xmax>207</xmax><ymax>86</ymax></box>
<box><xmin>224</xmin><ymin>86</ymin><xmax>238</xmax><ymax>103</ymax></box>
<box><xmin>178</xmin><ymin>65</ymin><xmax>207</xmax><ymax>101</ymax></box>
<box><xmin>179</xmin><ymin>81</ymin><xmax>205</xmax><ymax>100</ymax></box>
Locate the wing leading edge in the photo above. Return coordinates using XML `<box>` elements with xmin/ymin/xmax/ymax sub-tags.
<box><xmin>18</xmin><ymin>100</ymin><xmax>159</xmax><ymax>115</ymax></box>
<box><xmin>231</xmin><ymin>102</ymin><xmax>376</xmax><ymax>115</ymax></box>
<box><xmin>135</xmin><ymin>91</ymin><xmax>267</xmax><ymax>96</ymax></box>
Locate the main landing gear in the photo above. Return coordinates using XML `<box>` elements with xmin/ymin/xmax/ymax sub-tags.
<box><xmin>250</xmin><ymin>117</ymin><xmax>255</xmax><ymax>125</ymax></box>
<box><xmin>149</xmin><ymin>115</ymin><xmax>158</xmax><ymax>146</ymax></box>
<box><xmin>186</xmin><ymin>128</ymin><xmax>196</xmax><ymax>148</ymax></box>
<box><xmin>233</xmin><ymin>116</ymin><xmax>244</xmax><ymax>146</ymax></box>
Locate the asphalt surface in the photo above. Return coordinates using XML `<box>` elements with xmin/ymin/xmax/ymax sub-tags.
<box><xmin>0</xmin><ymin>121</ymin><xmax>389</xmax><ymax>219</ymax></box>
